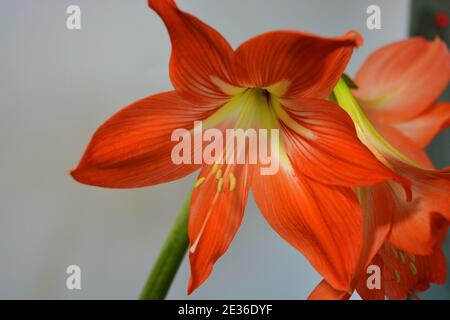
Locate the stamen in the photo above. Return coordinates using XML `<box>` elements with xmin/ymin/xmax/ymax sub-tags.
<box><xmin>410</xmin><ymin>263</ymin><xmax>418</xmax><ymax>276</ymax></box>
<box><xmin>394</xmin><ymin>270</ymin><xmax>401</xmax><ymax>284</ymax></box>
<box><xmin>216</xmin><ymin>169</ymin><xmax>223</xmax><ymax>180</ymax></box>
<box><xmin>407</xmin><ymin>253</ymin><xmax>416</xmax><ymax>262</ymax></box>
<box><xmin>212</xmin><ymin>163</ymin><xmax>220</xmax><ymax>175</ymax></box>
<box><xmin>390</xmin><ymin>246</ymin><xmax>399</xmax><ymax>259</ymax></box>
<box><xmin>217</xmin><ymin>178</ymin><xmax>224</xmax><ymax>193</ymax></box>
<box><xmin>229</xmin><ymin>172</ymin><xmax>237</xmax><ymax>192</ymax></box>
<box><xmin>399</xmin><ymin>251</ymin><xmax>406</xmax><ymax>264</ymax></box>
<box><xmin>194</xmin><ymin>177</ymin><xmax>206</xmax><ymax>189</ymax></box>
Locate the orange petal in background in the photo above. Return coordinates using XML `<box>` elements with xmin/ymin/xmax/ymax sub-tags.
<box><xmin>387</xmin><ymin>166</ymin><xmax>450</xmax><ymax>256</ymax></box>
<box><xmin>394</xmin><ymin>102</ymin><xmax>450</xmax><ymax>149</ymax></box>
<box><xmin>354</xmin><ymin>37</ymin><xmax>450</xmax><ymax>122</ymax></box>
<box><xmin>368</xmin><ymin>117</ymin><xmax>435</xmax><ymax>168</ymax></box>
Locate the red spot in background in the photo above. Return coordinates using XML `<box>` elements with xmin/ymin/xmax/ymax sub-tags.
<box><xmin>435</xmin><ymin>12</ymin><xmax>449</xmax><ymax>28</ymax></box>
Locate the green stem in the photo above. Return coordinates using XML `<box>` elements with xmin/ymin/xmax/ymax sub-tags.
<box><xmin>140</xmin><ymin>192</ymin><xmax>192</xmax><ymax>300</ymax></box>
<box><xmin>333</xmin><ymin>78</ymin><xmax>419</xmax><ymax>168</ymax></box>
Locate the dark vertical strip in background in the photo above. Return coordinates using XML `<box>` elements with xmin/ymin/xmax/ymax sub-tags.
<box><xmin>410</xmin><ymin>0</ymin><xmax>450</xmax><ymax>299</ymax></box>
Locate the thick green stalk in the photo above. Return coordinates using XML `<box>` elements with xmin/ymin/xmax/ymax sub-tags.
<box><xmin>333</xmin><ymin>78</ymin><xmax>419</xmax><ymax>168</ymax></box>
<box><xmin>140</xmin><ymin>192</ymin><xmax>192</xmax><ymax>300</ymax></box>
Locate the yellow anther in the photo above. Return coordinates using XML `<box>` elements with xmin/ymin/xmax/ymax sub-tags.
<box><xmin>217</xmin><ymin>178</ymin><xmax>224</xmax><ymax>193</ymax></box>
<box><xmin>390</xmin><ymin>246</ymin><xmax>399</xmax><ymax>259</ymax></box>
<box><xmin>399</xmin><ymin>251</ymin><xmax>406</xmax><ymax>264</ymax></box>
<box><xmin>394</xmin><ymin>270</ymin><xmax>401</xmax><ymax>284</ymax></box>
<box><xmin>410</xmin><ymin>263</ymin><xmax>418</xmax><ymax>276</ymax></box>
<box><xmin>194</xmin><ymin>177</ymin><xmax>206</xmax><ymax>189</ymax></box>
<box><xmin>216</xmin><ymin>169</ymin><xmax>223</xmax><ymax>180</ymax></box>
<box><xmin>212</xmin><ymin>163</ymin><xmax>220</xmax><ymax>175</ymax></box>
<box><xmin>407</xmin><ymin>253</ymin><xmax>416</xmax><ymax>263</ymax></box>
<box><xmin>229</xmin><ymin>172</ymin><xmax>237</xmax><ymax>192</ymax></box>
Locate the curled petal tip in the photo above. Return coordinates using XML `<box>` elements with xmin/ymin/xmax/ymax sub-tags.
<box><xmin>69</xmin><ymin>167</ymin><xmax>78</xmax><ymax>180</ymax></box>
<box><xmin>69</xmin><ymin>167</ymin><xmax>90</xmax><ymax>185</ymax></box>
<box><xmin>187</xmin><ymin>277</ymin><xmax>198</xmax><ymax>296</ymax></box>
<box><xmin>346</xmin><ymin>30</ymin><xmax>364</xmax><ymax>48</ymax></box>
<box><xmin>69</xmin><ymin>165</ymin><xmax>87</xmax><ymax>185</ymax></box>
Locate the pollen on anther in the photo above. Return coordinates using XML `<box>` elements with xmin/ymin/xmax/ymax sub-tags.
<box><xmin>194</xmin><ymin>177</ymin><xmax>206</xmax><ymax>189</ymax></box>
<box><xmin>217</xmin><ymin>178</ymin><xmax>224</xmax><ymax>193</ymax></box>
<box><xmin>390</xmin><ymin>246</ymin><xmax>399</xmax><ymax>259</ymax></box>
<box><xmin>407</xmin><ymin>252</ymin><xmax>416</xmax><ymax>263</ymax></box>
<box><xmin>410</xmin><ymin>263</ymin><xmax>418</xmax><ymax>276</ymax></box>
<box><xmin>216</xmin><ymin>169</ymin><xmax>223</xmax><ymax>180</ymax></box>
<box><xmin>229</xmin><ymin>172</ymin><xmax>237</xmax><ymax>192</ymax></box>
<box><xmin>212</xmin><ymin>163</ymin><xmax>220</xmax><ymax>175</ymax></box>
<box><xmin>394</xmin><ymin>270</ymin><xmax>401</xmax><ymax>284</ymax></box>
<box><xmin>399</xmin><ymin>251</ymin><xmax>406</xmax><ymax>264</ymax></box>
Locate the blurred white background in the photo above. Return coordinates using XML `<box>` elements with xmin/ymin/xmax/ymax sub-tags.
<box><xmin>2</xmin><ymin>0</ymin><xmax>446</xmax><ymax>299</ymax></box>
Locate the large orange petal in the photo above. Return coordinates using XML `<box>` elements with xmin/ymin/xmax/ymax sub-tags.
<box><xmin>252</xmin><ymin>162</ymin><xmax>362</xmax><ymax>292</ymax></box>
<box><xmin>234</xmin><ymin>30</ymin><xmax>362</xmax><ymax>99</ymax></box>
<box><xmin>71</xmin><ymin>91</ymin><xmax>217</xmax><ymax>188</ymax></box>
<box><xmin>188</xmin><ymin>163</ymin><xmax>253</xmax><ymax>294</ymax></box>
<box><xmin>280</xmin><ymin>98</ymin><xmax>409</xmax><ymax>188</ymax></box>
<box><xmin>148</xmin><ymin>0</ymin><xmax>236</xmax><ymax>103</ymax></box>
<box><xmin>354</xmin><ymin>38</ymin><xmax>450</xmax><ymax>121</ymax></box>
<box><xmin>310</xmin><ymin>184</ymin><xmax>394</xmax><ymax>300</ymax></box>
<box><xmin>394</xmin><ymin>102</ymin><xmax>450</xmax><ymax>148</ymax></box>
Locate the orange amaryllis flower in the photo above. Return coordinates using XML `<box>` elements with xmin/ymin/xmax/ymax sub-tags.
<box><xmin>310</xmin><ymin>38</ymin><xmax>450</xmax><ymax>300</ymax></box>
<box><xmin>71</xmin><ymin>0</ymin><xmax>406</xmax><ymax>294</ymax></box>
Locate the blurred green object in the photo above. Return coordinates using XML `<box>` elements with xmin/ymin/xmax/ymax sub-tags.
<box><xmin>411</xmin><ymin>0</ymin><xmax>450</xmax><ymax>43</ymax></box>
<box><xmin>410</xmin><ymin>0</ymin><xmax>450</xmax><ymax>299</ymax></box>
